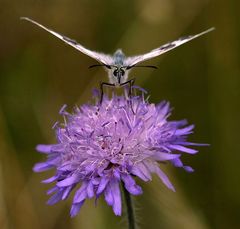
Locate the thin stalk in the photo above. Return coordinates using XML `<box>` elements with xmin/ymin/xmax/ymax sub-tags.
<box><xmin>121</xmin><ymin>182</ymin><xmax>136</xmax><ymax>229</ymax></box>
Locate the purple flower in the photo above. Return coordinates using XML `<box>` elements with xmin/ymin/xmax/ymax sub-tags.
<box><xmin>34</xmin><ymin>90</ymin><xmax>204</xmax><ymax>217</ymax></box>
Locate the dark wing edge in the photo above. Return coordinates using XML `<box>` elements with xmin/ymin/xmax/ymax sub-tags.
<box><xmin>125</xmin><ymin>27</ymin><xmax>215</xmax><ymax>67</ymax></box>
<box><xmin>20</xmin><ymin>17</ymin><xmax>112</xmax><ymax>65</ymax></box>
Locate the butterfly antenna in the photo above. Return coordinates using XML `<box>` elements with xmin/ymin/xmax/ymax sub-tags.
<box><xmin>126</xmin><ymin>65</ymin><xmax>158</xmax><ymax>70</ymax></box>
<box><xmin>88</xmin><ymin>64</ymin><xmax>111</xmax><ymax>69</ymax></box>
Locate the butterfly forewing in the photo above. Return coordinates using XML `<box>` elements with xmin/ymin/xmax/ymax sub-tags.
<box><xmin>21</xmin><ymin>17</ymin><xmax>112</xmax><ymax>66</ymax></box>
<box><xmin>124</xmin><ymin>27</ymin><xmax>214</xmax><ymax>67</ymax></box>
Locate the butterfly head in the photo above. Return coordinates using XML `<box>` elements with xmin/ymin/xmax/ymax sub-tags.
<box><xmin>109</xmin><ymin>65</ymin><xmax>128</xmax><ymax>86</ymax></box>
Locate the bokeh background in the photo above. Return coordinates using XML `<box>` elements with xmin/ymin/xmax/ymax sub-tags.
<box><xmin>0</xmin><ymin>0</ymin><xmax>240</xmax><ymax>228</ymax></box>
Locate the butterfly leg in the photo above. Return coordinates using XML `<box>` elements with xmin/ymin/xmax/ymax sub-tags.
<box><xmin>120</xmin><ymin>78</ymin><xmax>135</xmax><ymax>99</ymax></box>
<box><xmin>99</xmin><ymin>81</ymin><xmax>115</xmax><ymax>105</ymax></box>
<box><xmin>120</xmin><ymin>78</ymin><xmax>136</xmax><ymax>114</ymax></box>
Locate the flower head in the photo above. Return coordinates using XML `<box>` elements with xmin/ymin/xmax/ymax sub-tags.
<box><xmin>34</xmin><ymin>89</ymin><xmax>203</xmax><ymax>217</ymax></box>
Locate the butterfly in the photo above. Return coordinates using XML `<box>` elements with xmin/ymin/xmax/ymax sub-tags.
<box><xmin>21</xmin><ymin>17</ymin><xmax>214</xmax><ymax>89</ymax></box>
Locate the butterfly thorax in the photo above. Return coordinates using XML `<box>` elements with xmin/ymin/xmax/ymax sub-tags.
<box><xmin>113</xmin><ymin>49</ymin><xmax>125</xmax><ymax>65</ymax></box>
<box><xmin>108</xmin><ymin>49</ymin><xmax>129</xmax><ymax>86</ymax></box>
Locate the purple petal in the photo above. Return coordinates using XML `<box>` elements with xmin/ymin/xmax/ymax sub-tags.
<box><xmin>121</xmin><ymin>174</ymin><xmax>142</xmax><ymax>195</ymax></box>
<box><xmin>175</xmin><ymin>125</ymin><xmax>194</xmax><ymax>135</ymax></box>
<box><xmin>169</xmin><ymin>145</ymin><xmax>198</xmax><ymax>154</ymax></box>
<box><xmin>57</xmin><ymin>174</ymin><xmax>80</xmax><ymax>187</ymax></box>
<box><xmin>73</xmin><ymin>182</ymin><xmax>88</xmax><ymax>203</ymax></box>
<box><xmin>47</xmin><ymin>186</ymin><xmax>58</xmax><ymax>195</ymax></box>
<box><xmin>155</xmin><ymin>166</ymin><xmax>175</xmax><ymax>191</ymax></box>
<box><xmin>171</xmin><ymin>158</ymin><xmax>183</xmax><ymax>167</ymax></box>
<box><xmin>153</xmin><ymin>152</ymin><xmax>181</xmax><ymax>161</ymax></box>
<box><xmin>181</xmin><ymin>142</ymin><xmax>210</xmax><ymax>146</ymax></box>
<box><xmin>52</xmin><ymin>121</ymin><xmax>59</xmax><ymax>129</ymax></box>
<box><xmin>171</xmin><ymin>158</ymin><xmax>194</xmax><ymax>172</ymax></box>
<box><xmin>156</xmin><ymin>101</ymin><xmax>170</xmax><ymax>117</ymax></box>
<box><xmin>170</xmin><ymin>119</ymin><xmax>187</xmax><ymax>127</ymax></box>
<box><xmin>111</xmin><ymin>180</ymin><xmax>122</xmax><ymax>216</ymax></box>
<box><xmin>59</xmin><ymin>104</ymin><xmax>67</xmax><ymax>115</ymax></box>
<box><xmin>47</xmin><ymin>191</ymin><xmax>63</xmax><ymax>205</ymax></box>
<box><xmin>42</xmin><ymin>176</ymin><xmax>58</xmax><ymax>184</ymax></box>
<box><xmin>47</xmin><ymin>155</ymin><xmax>61</xmax><ymax>165</ymax></box>
<box><xmin>70</xmin><ymin>201</ymin><xmax>85</xmax><ymax>217</ymax></box>
<box><xmin>97</xmin><ymin>177</ymin><xmax>109</xmax><ymax>195</ymax></box>
<box><xmin>33</xmin><ymin>162</ymin><xmax>53</xmax><ymax>172</ymax></box>
<box><xmin>184</xmin><ymin>166</ymin><xmax>194</xmax><ymax>172</ymax></box>
<box><xmin>92</xmin><ymin>88</ymin><xmax>100</xmax><ymax>97</ymax></box>
<box><xmin>62</xmin><ymin>186</ymin><xmax>74</xmax><ymax>200</ymax></box>
<box><xmin>131</xmin><ymin>162</ymin><xmax>152</xmax><ymax>182</ymax></box>
<box><xmin>132</xmin><ymin>85</ymin><xmax>148</xmax><ymax>94</ymax></box>
<box><xmin>58</xmin><ymin>163</ymin><xmax>77</xmax><ymax>171</ymax></box>
<box><xmin>36</xmin><ymin>144</ymin><xmax>52</xmax><ymax>153</ymax></box>
<box><xmin>113</xmin><ymin>169</ymin><xmax>121</xmax><ymax>180</ymax></box>
<box><xmin>104</xmin><ymin>184</ymin><xmax>114</xmax><ymax>206</ymax></box>
<box><xmin>51</xmin><ymin>144</ymin><xmax>65</xmax><ymax>153</ymax></box>
<box><xmin>87</xmin><ymin>181</ymin><xmax>94</xmax><ymax>198</ymax></box>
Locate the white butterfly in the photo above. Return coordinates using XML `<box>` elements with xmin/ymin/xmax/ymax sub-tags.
<box><xmin>21</xmin><ymin>17</ymin><xmax>214</xmax><ymax>87</ymax></box>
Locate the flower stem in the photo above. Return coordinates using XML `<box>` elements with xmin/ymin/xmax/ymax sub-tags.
<box><xmin>121</xmin><ymin>182</ymin><xmax>136</xmax><ymax>229</ymax></box>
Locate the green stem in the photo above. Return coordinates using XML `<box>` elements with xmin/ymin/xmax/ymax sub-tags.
<box><xmin>121</xmin><ymin>182</ymin><xmax>136</xmax><ymax>229</ymax></box>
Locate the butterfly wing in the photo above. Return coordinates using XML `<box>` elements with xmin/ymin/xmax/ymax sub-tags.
<box><xmin>125</xmin><ymin>28</ymin><xmax>214</xmax><ymax>67</ymax></box>
<box><xmin>21</xmin><ymin>17</ymin><xmax>112</xmax><ymax>66</ymax></box>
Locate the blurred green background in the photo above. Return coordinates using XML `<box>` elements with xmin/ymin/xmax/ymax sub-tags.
<box><xmin>0</xmin><ymin>0</ymin><xmax>240</xmax><ymax>228</ymax></box>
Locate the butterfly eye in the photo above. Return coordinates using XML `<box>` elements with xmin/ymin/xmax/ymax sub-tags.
<box><xmin>113</xmin><ymin>69</ymin><xmax>118</xmax><ymax>77</ymax></box>
<box><xmin>120</xmin><ymin>69</ymin><xmax>125</xmax><ymax>76</ymax></box>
